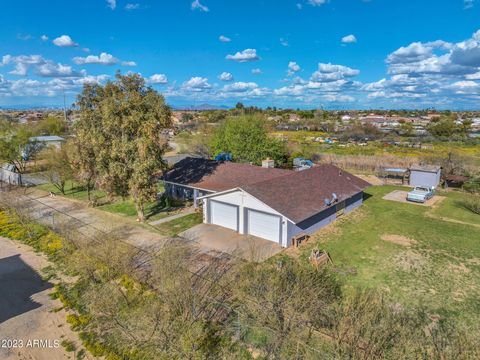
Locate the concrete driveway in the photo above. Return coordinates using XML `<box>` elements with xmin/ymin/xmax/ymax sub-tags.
<box><xmin>180</xmin><ymin>224</ymin><xmax>283</xmax><ymax>261</ymax></box>
<box><xmin>0</xmin><ymin>237</ymin><xmax>90</xmax><ymax>360</ymax></box>
<box><xmin>383</xmin><ymin>190</ymin><xmax>445</xmax><ymax>207</ymax></box>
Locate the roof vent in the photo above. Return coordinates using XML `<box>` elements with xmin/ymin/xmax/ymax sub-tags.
<box><xmin>262</xmin><ymin>158</ymin><xmax>275</xmax><ymax>168</ymax></box>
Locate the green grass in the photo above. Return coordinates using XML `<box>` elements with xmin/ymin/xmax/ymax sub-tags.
<box><xmin>36</xmin><ymin>180</ymin><xmax>107</xmax><ymax>202</ymax></box>
<box><xmin>432</xmin><ymin>190</ymin><xmax>480</xmax><ymax>225</ymax></box>
<box><xmin>154</xmin><ymin>212</ymin><xmax>203</xmax><ymax>236</ymax></box>
<box><xmin>304</xmin><ymin>186</ymin><xmax>480</xmax><ymax>324</ymax></box>
<box><xmin>36</xmin><ymin>181</ymin><xmax>182</xmax><ymax>220</ymax></box>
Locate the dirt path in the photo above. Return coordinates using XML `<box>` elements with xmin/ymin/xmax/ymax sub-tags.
<box><xmin>3</xmin><ymin>188</ymin><xmax>173</xmax><ymax>252</ymax></box>
<box><xmin>0</xmin><ymin>236</ymin><xmax>93</xmax><ymax>360</ymax></box>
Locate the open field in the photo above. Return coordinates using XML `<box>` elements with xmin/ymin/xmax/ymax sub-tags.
<box><xmin>273</xmin><ymin>131</ymin><xmax>480</xmax><ymax>164</ymax></box>
<box><xmin>304</xmin><ymin>186</ymin><xmax>480</xmax><ymax>324</ymax></box>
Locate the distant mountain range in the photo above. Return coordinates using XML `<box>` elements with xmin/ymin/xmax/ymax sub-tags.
<box><xmin>0</xmin><ymin>104</ymin><xmax>65</xmax><ymax>110</ymax></box>
<box><xmin>1</xmin><ymin>103</ymin><xmax>231</xmax><ymax>111</ymax></box>
<box><xmin>172</xmin><ymin>103</ymin><xmax>230</xmax><ymax>111</ymax></box>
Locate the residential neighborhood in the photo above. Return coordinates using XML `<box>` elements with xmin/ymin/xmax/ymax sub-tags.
<box><xmin>1</xmin><ymin>1</ymin><xmax>480</xmax><ymax>359</ymax></box>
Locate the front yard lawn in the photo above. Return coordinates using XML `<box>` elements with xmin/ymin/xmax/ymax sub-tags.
<box><xmin>304</xmin><ymin>185</ymin><xmax>480</xmax><ymax>325</ymax></box>
<box><xmin>154</xmin><ymin>212</ymin><xmax>203</xmax><ymax>236</ymax></box>
<box><xmin>35</xmin><ymin>181</ymin><xmax>180</xmax><ymax>220</ymax></box>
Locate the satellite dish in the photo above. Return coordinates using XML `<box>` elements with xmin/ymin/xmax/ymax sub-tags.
<box><xmin>332</xmin><ymin>193</ymin><xmax>338</xmax><ymax>202</ymax></box>
<box><xmin>324</xmin><ymin>198</ymin><xmax>331</xmax><ymax>206</ymax></box>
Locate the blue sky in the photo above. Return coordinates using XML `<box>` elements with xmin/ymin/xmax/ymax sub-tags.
<box><xmin>1</xmin><ymin>0</ymin><xmax>480</xmax><ymax>109</ymax></box>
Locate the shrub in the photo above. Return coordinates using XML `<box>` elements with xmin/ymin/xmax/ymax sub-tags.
<box><xmin>464</xmin><ymin>177</ymin><xmax>480</xmax><ymax>194</ymax></box>
<box><xmin>459</xmin><ymin>196</ymin><xmax>480</xmax><ymax>215</ymax></box>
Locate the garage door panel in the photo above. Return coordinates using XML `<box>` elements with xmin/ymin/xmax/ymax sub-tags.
<box><xmin>210</xmin><ymin>201</ymin><xmax>238</xmax><ymax>231</ymax></box>
<box><xmin>247</xmin><ymin>210</ymin><xmax>281</xmax><ymax>243</ymax></box>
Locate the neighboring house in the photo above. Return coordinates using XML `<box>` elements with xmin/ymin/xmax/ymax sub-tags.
<box><xmin>409</xmin><ymin>165</ymin><xmax>441</xmax><ymax>188</ymax></box>
<box><xmin>0</xmin><ymin>163</ymin><xmax>21</xmax><ymax>186</ymax></box>
<box><xmin>163</xmin><ymin>157</ymin><xmax>370</xmax><ymax>247</ymax></box>
<box><xmin>29</xmin><ymin>135</ymin><xmax>65</xmax><ymax>149</ymax></box>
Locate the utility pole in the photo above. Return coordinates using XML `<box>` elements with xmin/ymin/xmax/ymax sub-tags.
<box><xmin>62</xmin><ymin>88</ymin><xmax>67</xmax><ymax>122</ymax></box>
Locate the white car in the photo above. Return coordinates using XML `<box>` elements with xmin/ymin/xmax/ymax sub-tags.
<box><xmin>407</xmin><ymin>186</ymin><xmax>435</xmax><ymax>203</ymax></box>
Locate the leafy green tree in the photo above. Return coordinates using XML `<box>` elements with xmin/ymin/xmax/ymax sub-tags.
<box><xmin>40</xmin><ymin>143</ymin><xmax>73</xmax><ymax>194</ymax></box>
<box><xmin>210</xmin><ymin>115</ymin><xmax>287</xmax><ymax>165</ymax></box>
<box><xmin>427</xmin><ymin>116</ymin><xmax>458</xmax><ymax>138</ymax></box>
<box><xmin>399</xmin><ymin>121</ymin><xmax>414</xmax><ymax>136</ymax></box>
<box><xmin>33</xmin><ymin>115</ymin><xmax>68</xmax><ymax>136</ymax></box>
<box><xmin>74</xmin><ymin>73</ymin><xmax>172</xmax><ymax>220</ymax></box>
<box><xmin>0</xmin><ymin>124</ymin><xmax>34</xmax><ymax>173</ymax></box>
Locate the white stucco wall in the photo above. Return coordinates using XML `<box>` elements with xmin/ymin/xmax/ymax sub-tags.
<box><xmin>203</xmin><ymin>190</ymin><xmax>289</xmax><ymax>247</ymax></box>
<box><xmin>203</xmin><ymin>189</ymin><xmax>364</xmax><ymax>248</ymax></box>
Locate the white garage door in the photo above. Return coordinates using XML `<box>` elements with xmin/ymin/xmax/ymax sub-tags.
<box><xmin>210</xmin><ymin>201</ymin><xmax>238</xmax><ymax>231</ymax></box>
<box><xmin>247</xmin><ymin>209</ymin><xmax>281</xmax><ymax>243</ymax></box>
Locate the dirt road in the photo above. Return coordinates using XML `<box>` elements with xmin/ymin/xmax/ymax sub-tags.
<box><xmin>0</xmin><ymin>236</ymin><xmax>88</xmax><ymax>360</ymax></box>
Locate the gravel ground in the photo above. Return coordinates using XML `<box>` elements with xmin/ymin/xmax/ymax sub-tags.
<box><xmin>0</xmin><ymin>236</ymin><xmax>91</xmax><ymax>360</ymax></box>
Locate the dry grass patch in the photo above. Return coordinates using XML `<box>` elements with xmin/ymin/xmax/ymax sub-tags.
<box><xmin>381</xmin><ymin>234</ymin><xmax>417</xmax><ymax>247</ymax></box>
<box><xmin>393</xmin><ymin>250</ymin><xmax>427</xmax><ymax>272</ymax></box>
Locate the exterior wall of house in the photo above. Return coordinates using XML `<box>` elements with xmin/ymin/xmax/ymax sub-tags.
<box><xmin>203</xmin><ymin>190</ymin><xmax>364</xmax><ymax>248</ymax></box>
<box><xmin>203</xmin><ymin>190</ymin><xmax>289</xmax><ymax>247</ymax></box>
<box><xmin>164</xmin><ymin>182</ymin><xmax>212</xmax><ymax>203</ymax></box>
<box><xmin>286</xmin><ymin>206</ymin><xmax>337</xmax><ymax>247</ymax></box>
<box><xmin>0</xmin><ymin>167</ymin><xmax>21</xmax><ymax>186</ymax></box>
<box><xmin>345</xmin><ymin>192</ymin><xmax>364</xmax><ymax>213</ymax></box>
<box><xmin>286</xmin><ymin>192</ymin><xmax>364</xmax><ymax>247</ymax></box>
<box><xmin>410</xmin><ymin>170</ymin><xmax>441</xmax><ymax>188</ymax></box>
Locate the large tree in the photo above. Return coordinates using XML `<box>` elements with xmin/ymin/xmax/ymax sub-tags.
<box><xmin>74</xmin><ymin>73</ymin><xmax>172</xmax><ymax>220</ymax></box>
<box><xmin>40</xmin><ymin>143</ymin><xmax>73</xmax><ymax>195</ymax></box>
<box><xmin>0</xmin><ymin>122</ymin><xmax>34</xmax><ymax>173</ymax></box>
<box><xmin>210</xmin><ymin>115</ymin><xmax>287</xmax><ymax>165</ymax></box>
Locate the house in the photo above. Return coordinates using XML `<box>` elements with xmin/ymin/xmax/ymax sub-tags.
<box><xmin>409</xmin><ymin>165</ymin><xmax>441</xmax><ymax>188</ymax></box>
<box><xmin>29</xmin><ymin>135</ymin><xmax>65</xmax><ymax>149</ymax></box>
<box><xmin>163</xmin><ymin>158</ymin><xmax>370</xmax><ymax>247</ymax></box>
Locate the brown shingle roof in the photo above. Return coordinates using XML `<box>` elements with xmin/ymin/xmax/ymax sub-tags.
<box><xmin>163</xmin><ymin>157</ymin><xmax>291</xmax><ymax>192</ymax></box>
<box><xmin>164</xmin><ymin>158</ymin><xmax>370</xmax><ymax>223</ymax></box>
<box><xmin>243</xmin><ymin>164</ymin><xmax>370</xmax><ymax>223</ymax></box>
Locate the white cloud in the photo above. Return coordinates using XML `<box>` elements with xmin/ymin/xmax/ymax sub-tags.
<box><xmin>223</xmin><ymin>82</ymin><xmax>258</xmax><ymax>92</ymax></box>
<box><xmin>40</xmin><ymin>35</ymin><xmax>49</xmax><ymax>41</ymax></box>
<box><xmin>226</xmin><ymin>49</ymin><xmax>260</xmax><ymax>62</ymax></box>
<box><xmin>149</xmin><ymin>74</ymin><xmax>168</xmax><ymax>84</ymax></box>
<box><xmin>52</xmin><ymin>35</ymin><xmax>78</xmax><ymax>47</ymax></box>
<box><xmin>311</xmin><ymin>63</ymin><xmax>360</xmax><ymax>82</ymax></box>
<box><xmin>280</xmin><ymin>38</ymin><xmax>289</xmax><ymax>47</ymax></box>
<box><xmin>288</xmin><ymin>61</ymin><xmax>301</xmax><ymax>75</ymax></box>
<box><xmin>308</xmin><ymin>0</ymin><xmax>327</xmax><ymax>6</ymax></box>
<box><xmin>36</xmin><ymin>62</ymin><xmax>78</xmax><ymax>77</ymax></box>
<box><xmin>1</xmin><ymin>55</ymin><xmax>80</xmax><ymax>78</ymax></box>
<box><xmin>182</xmin><ymin>77</ymin><xmax>212</xmax><ymax>91</ymax></box>
<box><xmin>17</xmin><ymin>34</ymin><xmax>32</xmax><ymax>41</ymax></box>
<box><xmin>296</xmin><ymin>3</ymin><xmax>303</xmax><ymax>9</ymax></box>
<box><xmin>341</xmin><ymin>34</ymin><xmax>357</xmax><ymax>44</ymax></box>
<box><xmin>219</xmin><ymin>35</ymin><xmax>231</xmax><ymax>42</ymax></box>
<box><xmin>218</xmin><ymin>72</ymin><xmax>233</xmax><ymax>81</ymax></box>
<box><xmin>72</xmin><ymin>53</ymin><xmax>136</xmax><ymax>67</ymax></box>
<box><xmin>125</xmin><ymin>3</ymin><xmax>140</xmax><ymax>10</ymax></box>
<box><xmin>106</xmin><ymin>0</ymin><xmax>116</xmax><ymax>10</ymax></box>
<box><xmin>191</xmin><ymin>0</ymin><xmax>209</xmax><ymax>12</ymax></box>
<box><xmin>466</xmin><ymin>71</ymin><xmax>480</xmax><ymax>80</ymax></box>
<box><xmin>464</xmin><ymin>0</ymin><xmax>474</xmax><ymax>9</ymax></box>
<box><xmin>73</xmin><ymin>52</ymin><xmax>118</xmax><ymax>65</ymax></box>
<box><xmin>251</xmin><ymin>68</ymin><xmax>262</xmax><ymax>75</ymax></box>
